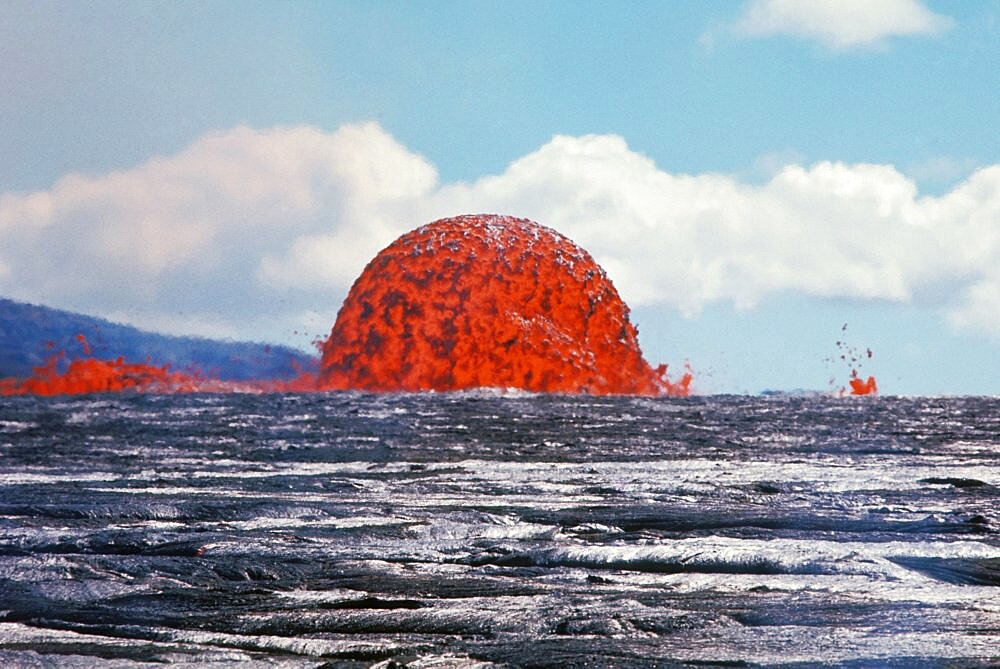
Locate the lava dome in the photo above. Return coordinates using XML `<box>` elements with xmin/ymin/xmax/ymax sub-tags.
<box><xmin>318</xmin><ymin>214</ymin><xmax>687</xmax><ymax>396</ymax></box>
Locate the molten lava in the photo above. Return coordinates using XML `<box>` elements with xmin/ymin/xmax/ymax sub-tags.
<box><xmin>849</xmin><ymin>371</ymin><xmax>878</xmax><ymax>396</ymax></box>
<box><xmin>0</xmin><ymin>336</ymin><xmax>320</xmax><ymax>397</ymax></box>
<box><xmin>2</xmin><ymin>215</ymin><xmax>690</xmax><ymax>397</ymax></box>
<box><xmin>0</xmin><ymin>341</ymin><xmax>207</xmax><ymax>396</ymax></box>
<box><xmin>318</xmin><ymin>214</ymin><xmax>688</xmax><ymax>396</ymax></box>
<box><xmin>830</xmin><ymin>327</ymin><xmax>878</xmax><ymax>397</ymax></box>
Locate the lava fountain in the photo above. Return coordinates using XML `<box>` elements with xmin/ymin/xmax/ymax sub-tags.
<box><xmin>1</xmin><ymin>214</ymin><xmax>691</xmax><ymax>397</ymax></box>
<box><xmin>318</xmin><ymin>214</ymin><xmax>690</xmax><ymax>396</ymax></box>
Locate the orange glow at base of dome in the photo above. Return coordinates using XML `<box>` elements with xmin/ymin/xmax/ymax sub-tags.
<box><xmin>318</xmin><ymin>214</ymin><xmax>688</xmax><ymax>396</ymax></box>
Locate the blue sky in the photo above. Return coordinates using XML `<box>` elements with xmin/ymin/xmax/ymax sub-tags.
<box><xmin>1</xmin><ymin>0</ymin><xmax>998</xmax><ymax>394</ymax></box>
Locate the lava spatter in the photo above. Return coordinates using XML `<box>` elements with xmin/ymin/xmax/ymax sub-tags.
<box><xmin>318</xmin><ymin>214</ymin><xmax>688</xmax><ymax>396</ymax></box>
<box><xmin>827</xmin><ymin>324</ymin><xmax>878</xmax><ymax>396</ymax></box>
<box><xmin>0</xmin><ymin>336</ymin><xmax>319</xmax><ymax>396</ymax></box>
<box><xmin>0</xmin><ymin>337</ymin><xmax>209</xmax><ymax>396</ymax></box>
<box><xmin>849</xmin><ymin>370</ymin><xmax>877</xmax><ymax>396</ymax></box>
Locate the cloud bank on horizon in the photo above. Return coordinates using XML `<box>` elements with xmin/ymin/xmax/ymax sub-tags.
<box><xmin>1</xmin><ymin>122</ymin><xmax>998</xmax><ymax>346</ymax></box>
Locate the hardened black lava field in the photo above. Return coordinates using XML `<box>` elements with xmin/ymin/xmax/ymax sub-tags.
<box><xmin>1</xmin><ymin>392</ymin><xmax>998</xmax><ymax>667</ymax></box>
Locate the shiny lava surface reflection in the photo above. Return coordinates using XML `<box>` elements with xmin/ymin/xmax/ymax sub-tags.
<box><xmin>0</xmin><ymin>393</ymin><xmax>998</xmax><ymax>667</ymax></box>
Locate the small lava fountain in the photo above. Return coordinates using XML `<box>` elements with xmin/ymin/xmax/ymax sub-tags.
<box><xmin>829</xmin><ymin>324</ymin><xmax>878</xmax><ymax>396</ymax></box>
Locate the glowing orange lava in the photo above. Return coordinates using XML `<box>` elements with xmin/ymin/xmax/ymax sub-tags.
<box><xmin>318</xmin><ymin>214</ymin><xmax>689</xmax><ymax>396</ymax></box>
<box><xmin>830</xmin><ymin>328</ymin><xmax>878</xmax><ymax>396</ymax></box>
<box><xmin>0</xmin><ymin>340</ymin><xmax>208</xmax><ymax>396</ymax></box>
<box><xmin>0</xmin><ymin>336</ymin><xmax>320</xmax><ymax>397</ymax></box>
<box><xmin>2</xmin><ymin>215</ymin><xmax>690</xmax><ymax>397</ymax></box>
<box><xmin>848</xmin><ymin>370</ymin><xmax>878</xmax><ymax>396</ymax></box>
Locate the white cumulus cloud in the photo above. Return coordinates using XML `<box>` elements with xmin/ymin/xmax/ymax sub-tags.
<box><xmin>417</xmin><ymin>139</ymin><xmax>1000</xmax><ymax>335</ymax></box>
<box><xmin>2</xmin><ymin>123</ymin><xmax>999</xmax><ymax>345</ymax></box>
<box><xmin>733</xmin><ymin>0</ymin><xmax>953</xmax><ymax>49</ymax></box>
<box><xmin>0</xmin><ymin>122</ymin><xmax>436</xmax><ymax>341</ymax></box>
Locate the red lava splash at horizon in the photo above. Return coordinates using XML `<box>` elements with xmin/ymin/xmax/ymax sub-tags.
<box><xmin>849</xmin><ymin>370</ymin><xmax>878</xmax><ymax>396</ymax></box>
<box><xmin>829</xmin><ymin>325</ymin><xmax>878</xmax><ymax>396</ymax></box>
<box><xmin>0</xmin><ymin>336</ymin><xmax>320</xmax><ymax>397</ymax></box>
<box><xmin>0</xmin><ymin>340</ymin><xmax>210</xmax><ymax>397</ymax></box>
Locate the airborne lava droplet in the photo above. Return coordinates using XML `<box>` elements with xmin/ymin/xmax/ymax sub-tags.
<box><xmin>318</xmin><ymin>214</ymin><xmax>690</xmax><ymax>396</ymax></box>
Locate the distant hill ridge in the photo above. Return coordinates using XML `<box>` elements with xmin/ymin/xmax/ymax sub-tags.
<box><xmin>0</xmin><ymin>297</ymin><xmax>317</xmax><ymax>381</ymax></box>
